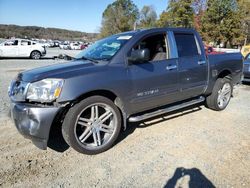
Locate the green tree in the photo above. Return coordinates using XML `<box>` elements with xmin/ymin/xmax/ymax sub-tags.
<box><xmin>238</xmin><ymin>0</ymin><xmax>250</xmax><ymax>44</ymax></box>
<box><xmin>157</xmin><ymin>11</ymin><xmax>170</xmax><ymax>27</ymax></box>
<box><xmin>157</xmin><ymin>0</ymin><xmax>194</xmax><ymax>28</ymax></box>
<box><xmin>138</xmin><ymin>5</ymin><xmax>157</xmax><ymax>28</ymax></box>
<box><xmin>200</xmin><ymin>0</ymin><xmax>245</xmax><ymax>46</ymax></box>
<box><xmin>100</xmin><ymin>0</ymin><xmax>139</xmax><ymax>37</ymax></box>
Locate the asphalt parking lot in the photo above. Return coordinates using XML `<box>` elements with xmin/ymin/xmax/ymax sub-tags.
<box><xmin>0</xmin><ymin>48</ymin><xmax>250</xmax><ymax>187</ymax></box>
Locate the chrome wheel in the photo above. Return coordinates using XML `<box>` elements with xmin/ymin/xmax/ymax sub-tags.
<box><xmin>74</xmin><ymin>103</ymin><xmax>117</xmax><ymax>149</ymax></box>
<box><xmin>217</xmin><ymin>83</ymin><xmax>231</xmax><ymax>109</ymax></box>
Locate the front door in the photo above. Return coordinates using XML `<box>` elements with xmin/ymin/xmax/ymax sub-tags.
<box><xmin>127</xmin><ymin>33</ymin><xmax>180</xmax><ymax>114</ymax></box>
<box><xmin>0</xmin><ymin>40</ymin><xmax>19</xmax><ymax>57</ymax></box>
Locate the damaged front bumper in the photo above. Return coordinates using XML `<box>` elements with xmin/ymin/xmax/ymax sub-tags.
<box><xmin>10</xmin><ymin>102</ymin><xmax>61</xmax><ymax>150</ymax></box>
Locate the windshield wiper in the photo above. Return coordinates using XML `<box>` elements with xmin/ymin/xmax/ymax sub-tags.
<box><xmin>95</xmin><ymin>57</ymin><xmax>110</xmax><ymax>61</ymax></box>
<box><xmin>79</xmin><ymin>56</ymin><xmax>99</xmax><ymax>64</ymax></box>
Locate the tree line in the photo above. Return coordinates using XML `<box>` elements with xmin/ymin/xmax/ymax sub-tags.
<box><xmin>100</xmin><ymin>0</ymin><xmax>250</xmax><ymax>47</ymax></box>
<box><xmin>0</xmin><ymin>24</ymin><xmax>98</xmax><ymax>41</ymax></box>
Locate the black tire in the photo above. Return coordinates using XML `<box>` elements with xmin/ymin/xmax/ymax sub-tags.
<box><xmin>206</xmin><ymin>77</ymin><xmax>233</xmax><ymax>111</ymax></box>
<box><xmin>30</xmin><ymin>51</ymin><xmax>41</xmax><ymax>59</ymax></box>
<box><xmin>62</xmin><ymin>96</ymin><xmax>121</xmax><ymax>155</ymax></box>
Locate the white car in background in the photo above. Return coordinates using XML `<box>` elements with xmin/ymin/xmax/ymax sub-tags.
<box><xmin>59</xmin><ymin>42</ymin><xmax>70</xmax><ymax>50</ymax></box>
<box><xmin>69</xmin><ymin>43</ymin><xmax>81</xmax><ymax>50</ymax></box>
<box><xmin>0</xmin><ymin>39</ymin><xmax>46</xmax><ymax>59</ymax></box>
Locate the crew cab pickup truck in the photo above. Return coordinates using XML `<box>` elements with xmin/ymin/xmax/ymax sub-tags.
<box><xmin>0</xmin><ymin>38</ymin><xmax>46</xmax><ymax>59</ymax></box>
<box><xmin>8</xmin><ymin>28</ymin><xmax>243</xmax><ymax>154</ymax></box>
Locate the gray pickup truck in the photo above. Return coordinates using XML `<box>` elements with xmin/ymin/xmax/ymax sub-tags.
<box><xmin>8</xmin><ymin>28</ymin><xmax>243</xmax><ymax>154</ymax></box>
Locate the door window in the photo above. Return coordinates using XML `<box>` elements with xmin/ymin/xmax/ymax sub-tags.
<box><xmin>4</xmin><ymin>40</ymin><xmax>18</xmax><ymax>46</ymax></box>
<box><xmin>174</xmin><ymin>33</ymin><xmax>199</xmax><ymax>57</ymax></box>
<box><xmin>21</xmin><ymin>40</ymin><xmax>31</xmax><ymax>45</ymax></box>
<box><xmin>131</xmin><ymin>33</ymin><xmax>169</xmax><ymax>62</ymax></box>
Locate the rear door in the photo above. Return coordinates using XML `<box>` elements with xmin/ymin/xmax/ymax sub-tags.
<box><xmin>173</xmin><ymin>32</ymin><xmax>208</xmax><ymax>99</ymax></box>
<box><xmin>18</xmin><ymin>40</ymin><xmax>32</xmax><ymax>57</ymax></box>
<box><xmin>127</xmin><ymin>32</ymin><xmax>180</xmax><ymax>114</ymax></box>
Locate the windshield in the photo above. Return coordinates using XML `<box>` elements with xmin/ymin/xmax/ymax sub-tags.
<box><xmin>75</xmin><ymin>35</ymin><xmax>132</xmax><ymax>61</ymax></box>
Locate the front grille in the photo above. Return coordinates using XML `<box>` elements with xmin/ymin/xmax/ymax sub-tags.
<box><xmin>8</xmin><ymin>80</ymin><xmax>29</xmax><ymax>102</ymax></box>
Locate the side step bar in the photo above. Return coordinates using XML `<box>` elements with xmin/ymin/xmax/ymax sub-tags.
<box><xmin>128</xmin><ymin>96</ymin><xmax>205</xmax><ymax>122</ymax></box>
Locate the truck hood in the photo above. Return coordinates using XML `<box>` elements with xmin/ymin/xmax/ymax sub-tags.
<box><xmin>17</xmin><ymin>60</ymin><xmax>103</xmax><ymax>82</ymax></box>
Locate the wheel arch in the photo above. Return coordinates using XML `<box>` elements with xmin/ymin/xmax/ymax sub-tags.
<box><xmin>61</xmin><ymin>89</ymin><xmax>127</xmax><ymax>123</ymax></box>
<box><xmin>217</xmin><ymin>69</ymin><xmax>232</xmax><ymax>80</ymax></box>
<box><xmin>74</xmin><ymin>89</ymin><xmax>127</xmax><ymax>129</ymax></box>
<box><xmin>30</xmin><ymin>50</ymin><xmax>41</xmax><ymax>57</ymax></box>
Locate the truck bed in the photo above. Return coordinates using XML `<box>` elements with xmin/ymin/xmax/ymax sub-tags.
<box><xmin>206</xmin><ymin>52</ymin><xmax>243</xmax><ymax>94</ymax></box>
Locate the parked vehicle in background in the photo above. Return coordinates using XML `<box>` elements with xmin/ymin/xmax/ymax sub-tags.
<box><xmin>205</xmin><ymin>45</ymin><xmax>225</xmax><ymax>55</ymax></box>
<box><xmin>8</xmin><ymin>28</ymin><xmax>243</xmax><ymax>155</ymax></box>
<box><xmin>52</xmin><ymin>41</ymin><xmax>60</xmax><ymax>47</ymax></box>
<box><xmin>243</xmin><ymin>53</ymin><xmax>250</xmax><ymax>82</ymax></box>
<box><xmin>39</xmin><ymin>40</ymin><xmax>50</xmax><ymax>48</ymax></box>
<box><xmin>59</xmin><ymin>42</ymin><xmax>70</xmax><ymax>49</ymax></box>
<box><xmin>213</xmin><ymin>48</ymin><xmax>240</xmax><ymax>53</ymax></box>
<box><xmin>0</xmin><ymin>38</ymin><xmax>46</xmax><ymax>59</ymax></box>
<box><xmin>80</xmin><ymin>44</ymin><xmax>88</xmax><ymax>50</ymax></box>
<box><xmin>69</xmin><ymin>43</ymin><xmax>81</xmax><ymax>50</ymax></box>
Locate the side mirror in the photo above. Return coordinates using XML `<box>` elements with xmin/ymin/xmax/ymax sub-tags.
<box><xmin>128</xmin><ymin>48</ymin><xmax>150</xmax><ymax>63</ymax></box>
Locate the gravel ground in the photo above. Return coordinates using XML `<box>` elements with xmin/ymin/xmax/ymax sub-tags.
<box><xmin>0</xmin><ymin>49</ymin><xmax>250</xmax><ymax>187</ymax></box>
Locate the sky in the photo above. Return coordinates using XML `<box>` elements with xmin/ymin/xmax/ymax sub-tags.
<box><xmin>0</xmin><ymin>0</ymin><xmax>168</xmax><ymax>33</ymax></box>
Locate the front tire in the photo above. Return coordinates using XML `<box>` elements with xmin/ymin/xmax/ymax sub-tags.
<box><xmin>62</xmin><ymin>96</ymin><xmax>121</xmax><ymax>155</ymax></box>
<box><xmin>206</xmin><ymin>77</ymin><xmax>233</xmax><ymax>111</ymax></box>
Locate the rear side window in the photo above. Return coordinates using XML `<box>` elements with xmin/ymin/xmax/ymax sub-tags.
<box><xmin>21</xmin><ymin>40</ymin><xmax>31</xmax><ymax>45</ymax></box>
<box><xmin>174</xmin><ymin>33</ymin><xmax>199</xmax><ymax>57</ymax></box>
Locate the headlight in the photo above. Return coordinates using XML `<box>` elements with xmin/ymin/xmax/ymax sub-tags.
<box><xmin>26</xmin><ymin>79</ymin><xmax>64</xmax><ymax>102</ymax></box>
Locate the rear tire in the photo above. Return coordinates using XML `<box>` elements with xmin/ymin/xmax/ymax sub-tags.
<box><xmin>30</xmin><ymin>51</ymin><xmax>41</xmax><ymax>59</ymax></box>
<box><xmin>62</xmin><ymin>96</ymin><xmax>121</xmax><ymax>155</ymax></box>
<box><xmin>206</xmin><ymin>77</ymin><xmax>233</xmax><ymax>111</ymax></box>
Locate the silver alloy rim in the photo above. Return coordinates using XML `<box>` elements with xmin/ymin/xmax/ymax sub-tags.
<box><xmin>217</xmin><ymin>83</ymin><xmax>231</xmax><ymax>109</ymax></box>
<box><xmin>32</xmin><ymin>52</ymin><xmax>40</xmax><ymax>59</ymax></box>
<box><xmin>74</xmin><ymin>103</ymin><xmax>117</xmax><ymax>149</ymax></box>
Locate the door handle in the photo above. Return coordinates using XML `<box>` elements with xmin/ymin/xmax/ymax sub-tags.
<box><xmin>198</xmin><ymin>60</ymin><xmax>206</xmax><ymax>65</ymax></box>
<box><xmin>166</xmin><ymin>65</ymin><xmax>177</xmax><ymax>70</ymax></box>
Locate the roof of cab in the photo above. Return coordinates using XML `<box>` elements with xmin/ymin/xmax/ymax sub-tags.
<box><xmin>111</xmin><ymin>28</ymin><xmax>198</xmax><ymax>40</ymax></box>
<box><xmin>116</xmin><ymin>27</ymin><xmax>197</xmax><ymax>36</ymax></box>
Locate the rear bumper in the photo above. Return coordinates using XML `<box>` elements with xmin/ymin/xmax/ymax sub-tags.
<box><xmin>10</xmin><ymin>102</ymin><xmax>60</xmax><ymax>149</ymax></box>
<box><xmin>41</xmin><ymin>49</ymin><xmax>46</xmax><ymax>56</ymax></box>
